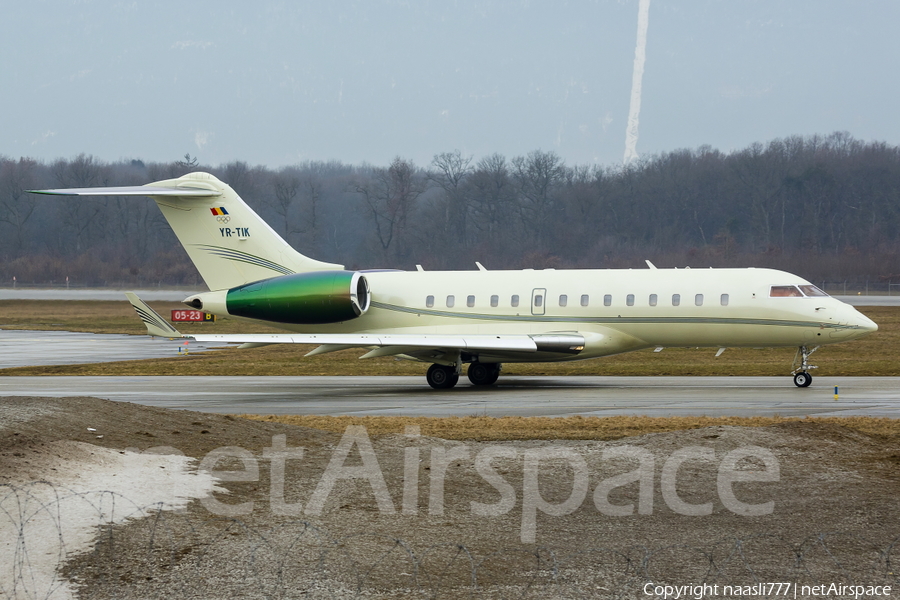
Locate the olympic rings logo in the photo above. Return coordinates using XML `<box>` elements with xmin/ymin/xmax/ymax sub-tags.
<box><xmin>216</xmin><ymin>216</ymin><xmax>231</xmax><ymax>224</ymax></box>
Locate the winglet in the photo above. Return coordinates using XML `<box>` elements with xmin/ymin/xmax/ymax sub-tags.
<box><xmin>125</xmin><ymin>292</ymin><xmax>183</xmax><ymax>338</ymax></box>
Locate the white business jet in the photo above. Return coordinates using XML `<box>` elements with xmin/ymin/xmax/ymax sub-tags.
<box><xmin>31</xmin><ymin>172</ymin><xmax>877</xmax><ymax>389</ymax></box>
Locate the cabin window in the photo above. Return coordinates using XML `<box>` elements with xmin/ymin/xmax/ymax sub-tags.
<box><xmin>467</xmin><ymin>295</ymin><xmax>475</xmax><ymax>307</ymax></box>
<box><xmin>604</xmin><ymin>294</ymin><xmax>612</xmax><ymax>306</ymax></box>
<box><xmin>672</xmin><ymin>293</ymin><xmax>681</xmax><ymax>306</ymax></box>
<box><xmin>720</xmin><ymin>293</ymin><xmax>729</xmax><ymax>306</ymax></box>
<box><xmin>649</xmin><ymin>294</ymin><xmax>657</xmax><ymax>306</ymax></box>
<box><xmin>770</xmin><ymin>285</ymin><xmax>803</xmax><ymax>297</ymax></box>
<box><xmin>799</xmin><ymin>285</ymin><xmax>828</xmax><ymax>297</ymax></box>
<box><xmin>559</xmin><ymin>294</ymin><xmax>567</xmax><ymax>307</ymax></box>
<box><xmin>511</xmin><ymin>294</ymin><xmax>520</xmax><ymax>307</ymax></box>
<box><xmin>534</xmin><ymin>294</ymin><xmax>543</xmax><ymax>307</ymax></box>
<box><xmin>490</xmin><ymin>295</ymin><xmax>499</xmax><ymax>307</ymax></box>
<box><xmin>446</xmin><ymin>295</ymin><xmax>455</xmax><ymax>308</ymax></box>
<box><xmin>426</xmin><ymin>295</ymin><xmax>434</xmax><ymax>308</ymax></box>
<box><xmin>581</xmin><ymin>294</ymin><xmax>589</xmax><ymax>307</ymax></box>
<box><xmin>626</xmin><ymin>294</ymin><xmax>635</xmax><ymax>306</ymax></box>
<box><xmin>695</xmin><ymin>293</ymin><xmax>704</xmax><ymax>306</ymax></box>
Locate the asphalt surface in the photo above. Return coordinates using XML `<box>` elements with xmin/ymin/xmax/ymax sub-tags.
<box><xmin>0</xmin><ymin>330</ymin><xmax>222</xmax><ymax>367</ymax></box>
<box><xmin>1</xmin><ymin>375</ymin><xmax>898</xmax><ymax>417</ymax></box>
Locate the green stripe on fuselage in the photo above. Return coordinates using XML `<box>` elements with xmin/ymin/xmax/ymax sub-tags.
<box><xmin>369</xmin><ymin>301</ymin><xmax>856</xmax><ymax>330</ymax></box>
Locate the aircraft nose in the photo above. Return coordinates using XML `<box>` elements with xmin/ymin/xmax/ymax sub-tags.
<box><xmin>828</xmin><ymin>306</ymin><xmax>877</xmax><ymax>340</ymax></box>
<box><xmin>846</xmin><ymin>309</ymin><xmax>877</xmax><ymax>338</ymax></box>
<box><xmin>856</xmin><ymin>312</ymin><xmax>878</xmax><ymax>334</ymax></box>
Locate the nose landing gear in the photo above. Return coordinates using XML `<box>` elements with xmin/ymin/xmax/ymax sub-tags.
<box><xmin>791</xmin><ymin>345</ymin><xmax>819</xmax><ymax>387</ymax></box>
<box><xmin>793</xmin><ymin>371</ymin><xmax>813</xmax><ymax>388</ymax></box>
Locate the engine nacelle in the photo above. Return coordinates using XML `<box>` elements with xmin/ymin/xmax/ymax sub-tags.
<box><xmin>190</xmin><ymin>270</ymin><xmax>370</xmax><ymax>325</ymax></box>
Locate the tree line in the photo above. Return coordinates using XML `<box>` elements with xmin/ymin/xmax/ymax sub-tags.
<box><xmin>2</xmin><ymin>131</ymin><xmax>899</xmax><ymax>288</ymax></box>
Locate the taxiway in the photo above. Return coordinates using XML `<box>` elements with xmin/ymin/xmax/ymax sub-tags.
<box><xmin>1</xmin><ymin>375</ymin><xmax>898</xmax><ymax>417</ymax></box>
<box><xmin>0</xmin><ymin>330</ymin><xmax>222</xmax><ymax>367</ymax></box>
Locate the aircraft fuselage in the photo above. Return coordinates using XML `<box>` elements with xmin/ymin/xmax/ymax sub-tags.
<box><xmin>195</xmin><ymin>266</ymin><xmax>876</xmax><ymax>363</ymax></box>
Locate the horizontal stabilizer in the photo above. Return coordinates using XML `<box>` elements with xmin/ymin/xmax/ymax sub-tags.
<box><xmin>29</xmin><ymin>186</ymin><xmax>221</xmax><ymax>197</ymax></box>
<box><xmin>125</xmin><ymin>292</ymin><xmax>182</xmax><ymax>338</ymax></box>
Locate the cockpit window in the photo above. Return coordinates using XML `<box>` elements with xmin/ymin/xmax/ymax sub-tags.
<box><xmin>799</xmin><ymin>284</ymin><xmax>829</xmax><ymax>297</ymax></box>
<box><xmin>770</xmin><ymin>285</ymin><xmax>804</xmax><ymax>297</ymax></box>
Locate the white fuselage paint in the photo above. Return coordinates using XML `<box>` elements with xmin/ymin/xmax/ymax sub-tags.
<box><xmin>206</xmin><ymin>267</ymin><xmax>876</xmax><ymax>363</ymax></box>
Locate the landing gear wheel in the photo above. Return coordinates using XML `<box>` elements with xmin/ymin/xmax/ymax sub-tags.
<box><xmin>793</xmin><ymin>372</ymin><xmax>813</xmax><ymax>388</ymax></box>
<box><xmin>467</xmin><ymin>362</ymin><xmax>501</xmax><ymax>386</ymax></box>
<box><xmin>791</xmin><ymin>345</ymin><xmax>818</xmax><ymax>388</ymax></box>
<box><xmin>427</xmin><ymin>364</ymin><xmax>459</xmax><ymax>389</ymax></box>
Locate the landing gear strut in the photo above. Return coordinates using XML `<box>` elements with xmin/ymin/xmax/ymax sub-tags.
<box><xmin>426</xmin><ymin>363</ymin><xmax>459</xmax><ymax>389</ymax></box>
<box><xmin>791</xmin><ymin>345</ymin><xmax>819</xmax><ymax>388</ymax></box>
<box><xmin>467</xmin><ymin>362</ymin><xmax>501</xmax><ymax>386</ymax></box>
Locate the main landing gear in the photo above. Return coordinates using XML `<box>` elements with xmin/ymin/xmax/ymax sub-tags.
<box><xmin>426</xmin><ymin>364</ymin><xmax>459</xmax><ymax>389</ymax></box>
<box><xmin>425</xmin><ymin>362</ymin><xmax>502</xmax><ymax>389</ymax></box>
<box><xmin>791</xmin><ymin>345</ymin><xmax>819</xmax><ymax>388</ymax></box>
<box><xmin>467</xmin><ymin>362</ymin><xmax>501</xmax><ymax>386</ymax></box>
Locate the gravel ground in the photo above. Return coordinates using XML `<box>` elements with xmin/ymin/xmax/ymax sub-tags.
<box><xmin>1</xmin><ymin>396</ymin><xmax>898</xmax><ymax>599</ymax></box>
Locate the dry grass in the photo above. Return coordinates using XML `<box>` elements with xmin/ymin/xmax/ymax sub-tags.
<box><xmin>0</xmin><ymin>300</ymin><xmax>896</xmax><ymax>377</ymax></box>
<box><xmin>238</xmin><ymin>414</ymin><xmax>900</xmax><ymax>442</ymax></box>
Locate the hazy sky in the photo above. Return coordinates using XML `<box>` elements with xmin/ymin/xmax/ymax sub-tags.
<box><xmin>3</xmin><ymin>1</ymin><xmax>899</xmax><ymax>168</ymax></box>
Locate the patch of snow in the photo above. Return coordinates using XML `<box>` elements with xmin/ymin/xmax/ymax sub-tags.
<box><xmin>0</xmin><ymin>441</ymin><xmax>221</xmax><ymax>600</ymax></box>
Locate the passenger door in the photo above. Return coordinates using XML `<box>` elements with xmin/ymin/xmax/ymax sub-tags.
<box><xmin>531</xmin><ymin>288</ymin><xmax>546</xmax><ymax>316</ymax></box>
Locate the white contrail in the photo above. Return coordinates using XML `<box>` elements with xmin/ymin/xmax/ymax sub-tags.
<box><xmin>624</xmin><ymin>0</ymin><xmax>651</xmax><ymax>165</ymax></box>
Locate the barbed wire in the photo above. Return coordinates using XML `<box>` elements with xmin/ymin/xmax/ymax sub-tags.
<box><xmin>2</xmin><ymin>482</ymin><xmax>898</xmax><ymax>599</ymax></box>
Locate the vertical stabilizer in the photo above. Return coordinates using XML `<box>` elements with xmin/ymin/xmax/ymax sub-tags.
<box><xmin>146</xmin><ymin>172</ymin><xmax>343</xmax><ymax>290</ymax></box>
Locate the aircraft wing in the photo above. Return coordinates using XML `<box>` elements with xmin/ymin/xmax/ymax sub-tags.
<box><xmin>185</xmin><ymin>332</ymin><xmax>541</xmax><ymax>353</ymax></box>
<box><xmin>125</xmin><ymin>292</ymin><xmax>569</xmax><ymax>357</ymax></box>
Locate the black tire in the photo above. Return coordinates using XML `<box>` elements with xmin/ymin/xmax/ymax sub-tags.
<box><xmin>468</xmin><ymin>362</ymin><xmax>501</xmax><ymax>386</ymax></box>
<box><xmin>427</xmin><ymin>364</ymin><xmax>459</xmax><ymax>389</ymax></box>
<box><xmin>793</xmin><ymin>372</ymin><xmax>812</xmax><ymax>388</ymax></box>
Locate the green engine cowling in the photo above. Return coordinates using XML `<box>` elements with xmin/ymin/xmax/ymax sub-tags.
<box><xmin>226</xmin><ymin>270</ymin><xmax>370</xmax><ymax>324</ymax></box>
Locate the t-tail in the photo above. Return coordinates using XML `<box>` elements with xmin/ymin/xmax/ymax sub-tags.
<box><xmin>30</xmin><ymin>172</ymin><xmax>342</xmax><ymax>290</ymax></box>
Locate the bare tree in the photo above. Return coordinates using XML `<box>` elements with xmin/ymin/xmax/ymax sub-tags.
<box><xmin>0</xmin><ymin>157</ymin><xmax>38</xmax><ymax>254</ymax></box>
<box><xmin>354</xmin><ymin>157</ymin><xmax>427</xmax><ymax>260</ymax></box>
<box><xmin>50</xmin><ymin>154</ymin><xmax>109</xmax><ymax>253</ymax></box>
<box><xmin>172</xmin><ymin>153</ymin><xmax>199</xmax><ymax>176</ymax></box>
<box><xmin>5</xmin><ymin>133</ymin><xmax>900</xmax><ymax>285</ymax></box>
<box><xmin>511</xmin><ymin>150</ymin><xmax>565</xmax><ymax>248</ymax></box>
<box><xmin>429</xmin><ymin>150</ymin><xmax>473</xmax><ymax>244</ymax></box>
<box><xmin>270</xmin><ymin>167</ymin><xmax>301</xmax><ymax>239</ymax></box>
